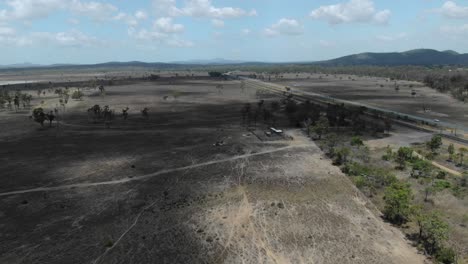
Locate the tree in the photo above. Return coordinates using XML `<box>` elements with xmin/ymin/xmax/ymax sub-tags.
<box><xmin>98</xmin><ymin>85</ymin><xmax>105</xmax><ymax>95</ymax></box>
<box><xmin>419</xmin><ymin>212</ymin><xmax>450</xmax><ymax>255</ymax></box>
<box><xmin>32</xmin><ymin>108</ymin><xmax>47</xmax><ymax>127</ymax></box>
<box><xmin>240</xmin><ymin>81</ymin><xmax>246</xmax><ymax>93</ymax></box>
<box><xmin>426</xmin><ymin>134</ymin><xmax>442</xmax><ymax>155</ymax></box>
<box><xmin>411</xmin><ymin>159</ymin><xmax>432</xmax><ymax>179</ymax></box>
<box><xmin>458</xmin><ymin>147</ymin><xmax>467</xmax><ymax>166</ymax></box>
<box><xmin>46</xmin><ymin>111</ymin><xmax>55</xmax><ymax>127</ymax></box>
<box><xmin>141</xmin><ymin>107</ymin><xmax>149</xmax><ymax>119</ymax></box>
<box><xmin>13</xmin><ymin>95</ymin><xmax>19</xmax><ymax>111</ymax></box>
<box><xmin>324</xmin><ymin>133</ymin><xmax>338</xmax><ymax>151</ymax></box>
<box><xmin>334</xmin><ymin>147</ymin><xmax>351</xmax><ymax>165</ymax></box>
<box><xmin>71</xmin><ymin>90</ymin><xmax>84</xmax><ymax>100</ymax></box>
<box><xmin>208</xmin><ymin>71</ymin><xmax>223</xmax><ymax>77</ymax></box>
<box><xmin>383</xmin><ymin>118</ymin><xmax>392</xmax><ymax>133</ymax></box>
<box><xmin>448</xmin><ymin>143</ymin><xmax>455</xmax><ymax>161</ymax></box>
<box><xmin>122</xmin><ymin>107</ymin><xmax>129</xmax><ymax>120</ymax></box>
<box><xmin>350</xmin><ymin>136</ymin><xmax>364</xmax><ymax>148</ymax></box>
<box><xmin>383</xmin><ymin>181</ymin><xmax>413</xmax><ymax>225</ymax></box>
<box><xmin>396</xmin><ymin>147</ymin><xmax>413</xmax><ymax>169</ymax></box>
<box><xmin>311</xmin><ymin>116</ymin><xmax>329</xmax><ymax>140</ymax></box>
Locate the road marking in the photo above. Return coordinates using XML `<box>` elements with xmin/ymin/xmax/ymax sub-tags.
<box><xmin>0</xmin><ymin>144</ymin><xmax>311</xmax><ymax>197</ymax></box>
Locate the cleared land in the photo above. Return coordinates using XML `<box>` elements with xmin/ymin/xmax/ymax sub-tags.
<box><xmin>0</xmin><ymin>74</ymin><xmax>425</xmax><ymax>263</ymax></box>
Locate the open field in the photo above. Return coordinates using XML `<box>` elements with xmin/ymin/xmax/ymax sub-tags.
<box><xmin>0</xmin><ymin>74</ymin><xmax>426</xmax><ymax>263</ymax></box>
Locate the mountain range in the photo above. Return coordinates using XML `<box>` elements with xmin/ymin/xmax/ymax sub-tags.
<box><xmin>314</xmin><ymin>49</ymin><xmax>468</xmax><ymax>66</ymax></box>
<box><xmin>2</xmin><ymin>49</ymin><xmax>468</xmax><ymax>70</ymax></box>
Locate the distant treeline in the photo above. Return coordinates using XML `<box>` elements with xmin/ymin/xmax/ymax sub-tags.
<box><xmin>202</xmin><ymin>64</ymin><xmax>468</xmax><ymax>102</ymax></box>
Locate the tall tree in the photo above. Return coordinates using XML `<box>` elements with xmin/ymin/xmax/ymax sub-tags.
<box><xmin>383</xmin><ymin>181</ymin><xmax>413</xmax><ymax>225</ymax></box>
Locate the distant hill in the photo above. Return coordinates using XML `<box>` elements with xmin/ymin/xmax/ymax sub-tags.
<box><xmin>315</xmin><ymin>49</ymin><xmax>468</xmax><ymax>66</ymax></box>
<box><xmin>0</xmin><ymin>63</ymin><xmax>43</xmax><ymax>69</ymax></box>
<box><xmin>170</xmin><ymin>58</ymin><xmax>246</xmax><ymax>65</ymax></box>
<box><xmin>3</xmin><ymin>49</ymin><xmax>468</xmax><ymax>71</ymax></box>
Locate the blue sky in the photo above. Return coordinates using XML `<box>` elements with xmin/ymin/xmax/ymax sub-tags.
<box><xmin>1</xmin><ymin>0</ymin><xmax>468</xmax><ymax>64</ymax></box>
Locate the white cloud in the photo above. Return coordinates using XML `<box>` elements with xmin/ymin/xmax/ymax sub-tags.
<box><xmin>152</xmin><ymin>0</ymin><xmax>182</xmax><ymax>16</ymax></box>
<box><xmin>113</xmin><ymin>12</ymin><xmax>138</xmax><ymax>27</ymax></box>
<box><xmin>0</xmin><ymin>0</ymin><xmax>119</xmax><ymax>22</ymax></box>
<box><xmin>310</xmin><ymin>0</ymin><xmax>391</xmax><ymax>25</ymax></box>
<box><xmin>241</xmin><ymin>28</ymin><xmax>251</xmax><ymax>35</ymax></box>
<box><xmin>32</xmin><ymin>30</ymin><xmax>103</xmax><ymax>47</ymax></box>
<box><xmin>129</xmin><ymin>28</ymin><xmax>167</xmax><ymax>41</ymax></box>
<box><xmin>128</xmin><ymin>16</ymin><xmax>192</xmax><ymax>48</ymax></box>
<box><xmin>0</xmin><ymin>26</ymin><xmax>31</xmax><ymax>46</ymax></box>
<box><xmin>135</xmin><ymin>10</ymin><xmax>148</xmax><ymax>20</ymax></box>
<box><xmin>211</xmin><ymin>19</ymin><xmax>224</xmax><ymax>28</ymax></box>
<box><xmin>264</xmin><ymin>18</ymin><xmax>303</xmax><ymax>37</ymax></box>
<box><xmin>69</xmin><ymin>0</ymin><xmax>118</xmax><ymax>21</ymax></box>
<box><xmin>1</xmin><ymin>0</ymin><xmax>64</xmax><ymax>21</ymax></box>
<box><xmin>438</xmin><ymin>1</ymin><xmax>468</xmax><ymax>19</ymax></box>
<box><xmin>0</xmin><ymin>28</ymin><xmax>102</xmax><ymax>47</ymax></box>
<box><xmin>152</xmin><ymin>0</ymin><xmax>256</xmax><ymax>19</ymax></box>
<box><xmin>0</xmin><ymin>26</ymin><xmax>15</xmax><ymax>36</ymax></box>
<box><xmin>376</xmin><ymin>32</ymin><xmax>407</xmax><ymax>42</ymax></box>
<box><xmin>153</xmin><ymin>17</ymin><xmax>184</xmax><ymax>33</ymax></box>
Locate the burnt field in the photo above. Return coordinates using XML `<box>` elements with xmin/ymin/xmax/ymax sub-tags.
<box><xmin>272</xmin><ymin>73</ymin><xmax>468</xmax><ymax>129</ymax></box>
<box><xmin>0</xmin><ymin>75</ymin><xmax>425</xmax><ymax>263</ymax></box>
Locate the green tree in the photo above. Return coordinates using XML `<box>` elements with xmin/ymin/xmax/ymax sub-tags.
<box><xmin>208</xmin><ymin>71</ymin><xmax>223</xmax><ymax>77</ymax></box>
<box><xmin>382</xmin><ymin>145</ymin><xmax>393</xmax><ymax>161</ymax></box>
<box><xmin>447</xmin><ymin>143</ymin><xmax>455</xmax><ymax>162</ymax></box>
<box><xmin>334</xmin><ymin>147</ymin><xmax>351</xmax><ymax>165</ymax></box>
<box><xmin>435</xmin><ymin>247</ymin><xmax>457</xmax><ymax>264</ymax></box>
<box><xmin>324</xmin><ymin>133</ymin><xmax>338</xmax><ymax>152</ymax></box>
<box><xmin>426</xmin><ymin>134</ymin><xmax>442</xmax><ymax>155</ymax></box>
<box><xmin>71</xmin><ymin>90</ymin><xmax>84</xmax><ymax>100</ymax></box>
<box><xmin>32</xmin><ymin>108</ymin><xmax>47</xmax><ymax>127</ymax></box>
<box><xmin>383</xmin><ymin>181</ymin><xmax>413</xmax><ymax>225</ymax></box>
<box><xmin>420</xmin><ymin>212</ymin><xmax>450</xmax><ymax>255</ymax></box>
<box><xmin>311</xmin><ymin>116</ymin><xmax>329</xmax><ymax>140</ymax></box>
<box><xmin>350</xmin><ymin>136</ymin><xmax>364</xmax><ymax>147</ymax></box>
<box><xmin>396</xmin><ymin>147</ymin><xmax>413</xmax><ymax>169</ymax></box>
<box><xmin>458</xmin><ymin>147</ymin><xmax>467</xmax><ymax>166</ymax></box>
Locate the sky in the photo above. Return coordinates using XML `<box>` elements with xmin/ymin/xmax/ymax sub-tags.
<box><xmin>1</xmin><ymin>0</ymin><xmax>468</xmax><ymax>64</ymax></box>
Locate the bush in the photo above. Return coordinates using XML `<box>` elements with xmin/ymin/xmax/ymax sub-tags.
<box><xmin>345</xmin><ymin>163</ymin><xmax>398</xmax><ymax>190</ymax></box>
<box><xmin>410</xmin><ymin>159</ymin><xmax>432</xmax><ymax>178</ymax></box>
<box><xmin>350</xmin><ymin>136</ymin><xmax>364</xmax><ymax>147</ymax></box>
<box><xmin>435</xmin><ymin>247</ymin><xmax>457</xmax><ymax>264</ymax></box>
<box><xmin>208</xmin><ymin>71</ymin><xmax>223</xmax><ymax>78</ymax></box>
<box><xmin>433</xmin><ymin>180</ymin><xmax>451</xmax><ymax>191</ymax></box>
<box><xmin>71</xmin><ymin>90</ymin><xmax>84</xmax><ymax>100</ymax></box>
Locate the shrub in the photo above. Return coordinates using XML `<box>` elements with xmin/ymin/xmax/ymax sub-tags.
<box><xmin>433</xmin><ymin>180</ymin><xmax>451</xmax><ymax>191</ymax></box>
<box><xmin>350</xmin><ymin>136</ymin><xmax>364</xmax><ymax>147</ymax></box>
<box><xmin>71</xmin><ymin>90</ymin><xmax>84</xmax><ymax>100</ymax></box>
<box><xmin>383</xmin><ymin>181</ymin><xmax>413</xmax><ymax>225</ymax></box>
<box><xmin>208</xmin><ymin>71</ymin><xmax>223</xmax><ymax>78</ymax></box>
<box><xmin>435</xmin><ymin>247</ymin><xmax>457</xmax><ymax>264</ymax></box>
